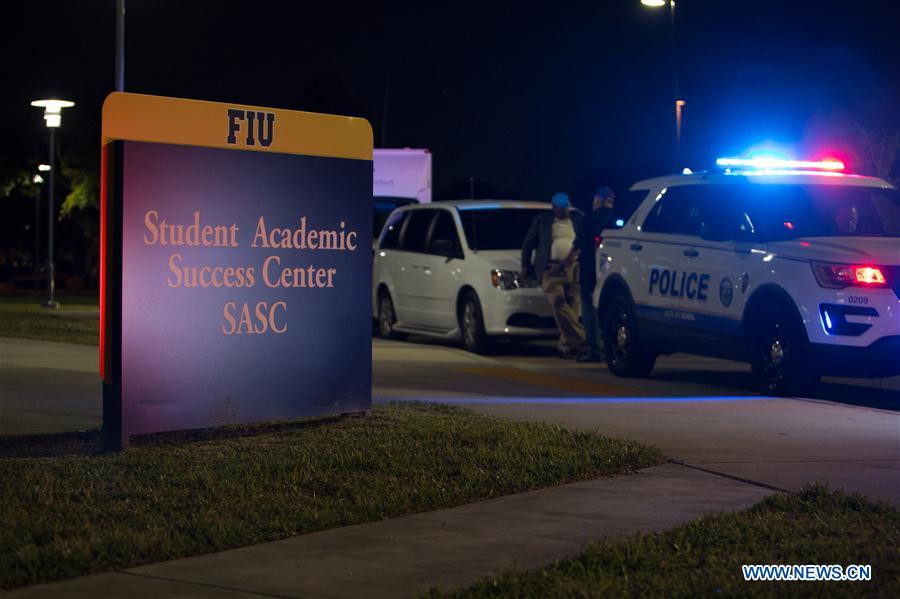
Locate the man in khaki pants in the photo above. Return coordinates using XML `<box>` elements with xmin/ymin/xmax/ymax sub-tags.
<box><xmin>520</xmin><ymin>192</ymin><xmax>586</xmax><ymax>358</ymax></box>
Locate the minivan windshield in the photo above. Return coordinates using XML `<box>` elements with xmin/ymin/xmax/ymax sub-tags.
<box><xmin>749</xmin><ymin>185</ymin><xmax>900</xmax><ymax>240</ymax></box>
<box><xmin>459</xmin><ymin>208</ymin><xmax>547</xmax><ymax>251</ymax></box>
<box><xmin>374</xmin><ymin>197</ymin><xmax>418</xmax><ymax>238</ymax></box>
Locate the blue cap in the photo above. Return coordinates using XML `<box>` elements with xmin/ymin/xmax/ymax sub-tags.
<box><xmin>551</xmin><ymin>192</ymin><xmax>570</xmax><ymax>208</ymax></box>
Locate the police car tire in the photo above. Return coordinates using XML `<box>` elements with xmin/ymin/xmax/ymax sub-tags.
<box><xmin>378</xmin><ymin>293</ymin><xmax>407</xmax><ymax>341</ymax></box>
<box><xmin>603</xmin><ymin>295</ymin><xmax>656</xmax><ymax>378</ymax></box>
<box><xmin>750</xmin><ymin>304</ymin><xmax>819</xmax><ymax>396</ymax></box>
<box><xmin>460</xmin><ymin>290</ymin><xmax>492</xmax><ymax>355</ymax></box>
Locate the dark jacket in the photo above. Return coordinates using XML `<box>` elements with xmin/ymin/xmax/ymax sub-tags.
<box><xmin>521</xmin><ymin>211</ymin><xmax>584</xmax><ymax>279</ymax></box>
<box><xmin>576</xmin><ymin>207</ymin><xmax>615</xmax><ymax>288</ymax></box>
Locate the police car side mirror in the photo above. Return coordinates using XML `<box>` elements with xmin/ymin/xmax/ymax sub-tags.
<box><xmin>734</xmin><ymin>228</ymin><xmax>755</xmax><ymax>243</ymax></box>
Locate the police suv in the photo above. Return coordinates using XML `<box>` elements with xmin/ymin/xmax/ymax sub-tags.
<box><xmin>595</xmin><ymin>158</ymin><xmax>900</xmax><ymax>395</ymax></box>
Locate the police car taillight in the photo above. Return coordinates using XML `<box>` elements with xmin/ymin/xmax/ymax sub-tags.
<box><xmin>855</xmin><ymin>266</ymin><xmax>887</xmax><ymax>285</ymax></box>
<box><xmin>812</xmin><ymin>262</ymin><xmax>888</xmax><ymax>288</ymax></box>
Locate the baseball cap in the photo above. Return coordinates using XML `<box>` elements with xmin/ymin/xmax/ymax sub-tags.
<box><xmin>551</xmin><ymin>192</ymin><xmax>571</xmax><ymax>208</ymax></box>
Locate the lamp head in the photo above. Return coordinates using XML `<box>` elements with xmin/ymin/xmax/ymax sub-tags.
<box><xmin>31</xmin><ymin>99</ymin><xmax>75</xmax><ymax>128</ymax></box>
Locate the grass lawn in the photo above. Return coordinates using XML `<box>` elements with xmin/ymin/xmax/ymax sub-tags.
<box><xmin>429</xmin><ymin>486</ymin><xmax>899</xmax><ymax>598</ymax></box>
<box><xmin>0</xmin><ymin>292</ymin><xmax>99</xmax><ymax>345</ymax></box>
<box><xmin>0</xmin><ymin>402</ymin><xmax>662</xmax><ymax>589</ymax></box>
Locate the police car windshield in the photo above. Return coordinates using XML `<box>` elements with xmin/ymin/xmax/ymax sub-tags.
<box><xmin>750</xmin><ymin>185</ymin><xmax>900</xmax><ymax>240</ymax></box>
<box><xmin>459</xmin><ymin>208</ymin><xmax>545</xmax><ymax>251</ymax></box>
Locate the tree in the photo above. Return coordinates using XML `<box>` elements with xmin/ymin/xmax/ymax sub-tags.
<box><xmin>60</xmin><ymin>152</ymin><xmax>100</xmax><ymax>242</ymax></box>
<box><xmin>855</xmin><ymin>126</ymin><xmax>900</xmax><ymax>186</ymax></box>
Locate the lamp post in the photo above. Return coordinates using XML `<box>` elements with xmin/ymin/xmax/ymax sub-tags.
<box><xmin>32</xmin><ymin>173</ymin><xmax>44</xmax><ymax>291</ymax></box>
<box><xmin>32</xmin><ymin>165</ymin><xmax>51</xmax><ymax>292</ymax></box>
<box><xmin>30</xmin><ymin>99</ymin><xmax>74</xmax><ymax>308</ymax></box>
<box><xmin>116</xmin><ymin>0</ymin><xmax>125</xmax><ymax>91</ymax></box>
<box><xmin>641</xmin><ymin>0</ymin><xmax>684</xmax><ymax>168</ymax></box>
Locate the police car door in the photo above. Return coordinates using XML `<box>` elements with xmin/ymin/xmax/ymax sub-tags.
<box><xmin>684</xmin><ymin>184</ymin><xmax>757</xmax><ymax>357</ymax></box>
<box><xmin>630</xmin><ymin>185</ymin><xmax>707</xmax><ymax>350</ymax></box>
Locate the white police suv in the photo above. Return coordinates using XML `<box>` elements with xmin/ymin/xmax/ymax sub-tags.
<box><xmin>373</xmin><ymin>200</ymin><xmax>558</xmax><ymax>353</ymax></box>
<box><xmin>595</xmin><ymin>157</ymin><xmax>900</xmax><ymax>395</ymax></box>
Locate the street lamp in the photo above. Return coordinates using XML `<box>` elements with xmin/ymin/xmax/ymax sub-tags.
<box><xmin>641</xmin><ymin>0</ymin><xmax>684</xmax><ymax>168</ymax></box>
<box><xmin>31</xmin><ymin>99</ymin><xmax>75</xmax><ymax>308</ymax></box>
<box><xmin>31</xmin><ymin>174</ymin><xmax>44</xmax><ymax>291</ymax></box>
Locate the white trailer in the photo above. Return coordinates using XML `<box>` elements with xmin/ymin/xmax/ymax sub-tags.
<box><xmin>373</xmin><ymin>148</ymin><xmax>432</xmax><ymax>204</ymax></box>
<box><xmin>373</xmin><ymin>149</ymin><xmax>432</xmax><ymax>240</ymax></box>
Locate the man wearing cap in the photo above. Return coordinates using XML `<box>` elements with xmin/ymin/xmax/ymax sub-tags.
<box><xmin>564</xmin><ymin>187</ymin><xmax>616</xmax><ymax>362</ymax></box>
<box><xmin>520</xmin><ymin>192</ymin><xmax>585</xmax><ymax>358</ymax></box>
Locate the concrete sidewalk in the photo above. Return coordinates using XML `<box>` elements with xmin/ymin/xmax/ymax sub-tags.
<box><xmin>1</xmin><ymin>463</ymin><xmax>772</xmax><ymax>598</ymax></box>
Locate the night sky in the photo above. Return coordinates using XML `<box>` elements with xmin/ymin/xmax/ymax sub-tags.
<box><xmin>3</xmin><ymin>0</ymin><xmax>899</xmax><ymax>210</ymax></box>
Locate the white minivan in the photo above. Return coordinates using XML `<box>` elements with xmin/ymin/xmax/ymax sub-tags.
<box><xmin>373</xmin><ymin>200</ymin><xmax>558</xmax><ymax>353</ymax></box>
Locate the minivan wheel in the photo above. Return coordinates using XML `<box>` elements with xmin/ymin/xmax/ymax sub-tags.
<box><xmin>378</xmin><ymin>293</ymin><xmax>406</xmax><ymax>341</ymax></box>
<box><xmin>460</xmin><ymin>291</ymin><xmax>492</xmax><ymax>354</ymax></box>
<box><xmin>751</xmin><ymin>304</ymin><xmax>818</xmax><ymax>396</ymax></box>
<box><xmin>603</xmin><ymin>296</ymin><xmax>655</xmax><ymax>377</ymax></box>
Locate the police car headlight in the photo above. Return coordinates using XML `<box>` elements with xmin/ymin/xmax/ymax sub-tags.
<box><xmin>811</xmin><ymin>261</ymin><xmax>888</xmax><ymax>289</ymax></box>
<box><xmin>491</xmin><ymin>269</ymin><xmax>521</xmax><ymax>290</ymax></box>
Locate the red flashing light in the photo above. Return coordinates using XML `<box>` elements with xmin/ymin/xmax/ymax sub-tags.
<box><xmin>855</xmin><ymin>266</ymin><xmax>886</xmax><ymax>285</ymax></box>
<box><xmin>812</xmin><ymin>262</ymin><xmax>889</xmax><ymax>289</ymax></box>
<box><xmin>783</xmin><ymin>222</ymin><xmax>795</xmax><ymax>230</ymax></box>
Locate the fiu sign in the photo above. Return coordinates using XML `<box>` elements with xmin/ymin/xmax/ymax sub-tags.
<box><xmin>100</xmin><ymin>92</ymin><xmax>373</xmax><ymax>449</ymax></box>
<box><xmin>226</xmin><ymin>109</ymin><xmax>275</xmax><ymax>147</ymax></box>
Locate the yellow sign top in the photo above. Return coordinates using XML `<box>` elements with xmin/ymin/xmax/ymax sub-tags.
<box><xmin>102</xmin><ymin>92</ymin><xmax>372</xmax><ymax>161</ymax></box>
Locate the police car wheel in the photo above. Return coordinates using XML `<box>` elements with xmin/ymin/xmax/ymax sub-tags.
<box><xmin>378</xmin><ymin>293</ymin><xmax>406</xmax><ymax>341</ymax></box>
<box><xmin>603</xmin><ymin>296</ymin><xmax>655</xmax><ymax>377</ymax></box>
<box><xmin>751</xmin><ymin>304</ymin><xmax>818</xmax><ymax>396</ymax></box>
<box><xmin>460</xmin><ymin>291</ymin><xmax>492</xmax><ymax>354</ymax></box>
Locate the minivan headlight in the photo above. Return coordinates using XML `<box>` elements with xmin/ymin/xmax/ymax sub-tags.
<box><xmin>491</xmin><ymin>269</ymin><xmax>521</xmax><ymax>290</ymax></box>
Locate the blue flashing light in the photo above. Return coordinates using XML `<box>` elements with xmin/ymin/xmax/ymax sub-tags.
<box><xmin>615</xmin><ymin>218</ymin><xmax>625</xmax><ymax>227</ymax></box>
<box><xmin>716</xmin><ymin>157</ymin><xmax>845</xmax><ymax>172</ymax></box>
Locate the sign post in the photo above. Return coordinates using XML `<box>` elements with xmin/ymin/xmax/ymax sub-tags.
<box><xmin>100</xmin><ymin>92</ymin><xmax>373</xmax><ymax>450</ymax></box>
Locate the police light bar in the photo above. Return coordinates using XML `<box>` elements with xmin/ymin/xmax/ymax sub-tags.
<box><xmin>715</xmin><ymin>157</ymin><xmax>845</xmax><ymax>171</ymax></box>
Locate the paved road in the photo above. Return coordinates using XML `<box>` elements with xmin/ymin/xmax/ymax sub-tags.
<box><xmin>2</xmin><ymin>335</ymin><xmax>898</xmax><ymax>503</ymax></box>
<box><xmin>375</xmin><ymin>336</ymin><xmax>900</xmax><ymax>505</ymax></box>
<box><xmin>0</xmin><ymin>337</ymin><xmax>100</xmax><ymax>435</ymax></box>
